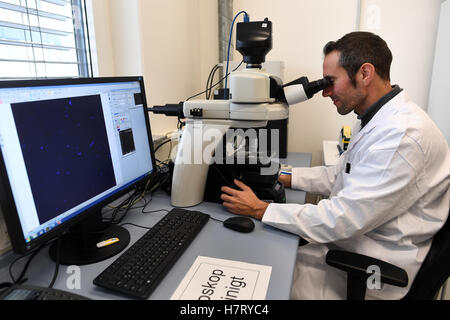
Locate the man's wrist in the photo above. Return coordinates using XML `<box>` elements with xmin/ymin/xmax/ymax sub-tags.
<box><xmin>255</xmin><ymin>201</ymin><xmax>269</xmax><ymax>220</ymax></box>
<box><xmin>279</xmin><ymin>174</ymin><xmax>292</xmax><ymax>188</ymax></box>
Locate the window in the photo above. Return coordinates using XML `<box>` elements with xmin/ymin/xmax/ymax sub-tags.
<box><xmin>0</xmin><ymin>0</ymin><xmax>92</xmax><ymax>79</ymax></box>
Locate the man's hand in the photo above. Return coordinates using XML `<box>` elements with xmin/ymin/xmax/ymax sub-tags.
<box><xmin>221</xmin><ymin>179</ymin><xmax>269</xmax><ymax>220</ymax></box>
<box><xmin>278</xmin><ymin>174</ymin><xmax>292</xmax><ymax>188</ymax></box>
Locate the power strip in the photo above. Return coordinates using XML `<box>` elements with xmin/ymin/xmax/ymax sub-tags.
<box><xmin>0</xmin><ymin>207</ymin><xmax>12</xmax><ymax>255</ymax></box>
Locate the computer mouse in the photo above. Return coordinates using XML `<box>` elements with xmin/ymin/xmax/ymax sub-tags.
<box><xmin>223</xmin><ymin>216</ymin><xmax>255</xmax><ymax>233</ymax></box>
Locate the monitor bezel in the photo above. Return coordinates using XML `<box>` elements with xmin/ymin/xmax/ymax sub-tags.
<box><xmin>0</xmin><ymin>76</ymin><xmax>156</xmax><ymax>254</ymax></box>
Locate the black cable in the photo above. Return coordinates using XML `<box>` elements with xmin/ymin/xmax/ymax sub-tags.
<box><xmin>0</xmin><ymin>282</ymin><xmax>13</xmax><ymax>297</ymax></box>
<box><xmin>103</xmin><ymin>171</ymin><xmax>163</xmax><ymax>225</ymax></box>
<box><xmin>101</xmin><ymin>166</ymin><xmax>173</xmax><ymax>226</ymax></box>
<box><xmin>206</xmin><ymin>64</ymin><xmax>220</xmax><ymax>99</ymax></box>
<box><xmin>104</xmin><ymin>198</ymin><xmax>131</xmax><ymax>224</ymax></box>
<box><xmin>206</xmin><ymin>66</ymin><xmax>217</xmax><ymax>99</ymax></box>
<box><xmin>119</xmin><ymin>222</ymin><xmax>152</xmax><ymax>230</ymax></box>
<box><xmin>109</xmin><ymin>189</ymin><xmax>140</xmax><ymax>225</ymax></box>
<box><xmin>155</xmin><ymin>159</ymin><xmax>171</xmax><ymax>174</ymax></box>
<box><xmin>186</xmin><ymin>60</ymin><xmax>244</xmax><ymax>101</ymax></box>
<box><xmin>48</xmin><ymin>236</ymin><xmax>61</xmax><ymax>288</ymax></box>
<box><xmin>101</xmin><ymin>170</ymin><xmax>162</xmax><ymax>224</ymax></box>
<box><xmin>142</xmin><ymin>206</ymin><xmax>170</xmax><ymax>215</ymax></box>
<box><xmin>209</xmin><ymin>216</ymin><xmax>225</xmax><ymax>224</ymax></box>
<box><xmin>8</xmin><ymin>238</ymin><xmax>56</xmax><ymax>284</ymax></box>
<box><xmin>109</xmin><ymin>186</ymin><xmax>141</xmax><ymax>223</ymax></box>
<box><xmin>177</xmin><ymin>117</ymin><xmax>186</xmax><ymax>130</ymax></box>
<box><xmin>169</xmin><ymin>206</ymin><xmax>224</xmax><ymax>224</ymax></box>
<box><xmin>207</xmin><ymin>65</ymin><xmax>221</xmax><ymax>99</ymax></box>
<box><xmin>9</xmin><ymin>245</ymin><xmax>43</xmax><ymax>284</ymax></box>
<box><xmin>167</xmin><ymin>139</ymin><xmax>173</xmax><ymax>162</ymax></box>
<box><xmin>154</xmin><ymin>138</ymin><xmax>172</xmax><ymax>154</ymax></box>
<box><xmin>205</xmin><ymin>64</ymin><xmax>216</xmax><ymax>99</ymax></box>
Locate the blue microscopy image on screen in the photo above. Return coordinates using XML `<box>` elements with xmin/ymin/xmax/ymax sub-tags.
<box><xmin>11</xmin><ymin>95</ymin><xmax>117</xmax><ymax>224</ymax></box>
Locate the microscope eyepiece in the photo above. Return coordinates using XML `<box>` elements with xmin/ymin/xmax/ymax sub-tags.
<box><xmin>305</xmin><ymin>77</ymin><xmax>330</xmax><ymax>98</ymax></box>
<box><xmin>281</xmin><ymin>76</ymin><xmax>330</xmax><ymax>105</ymax></box>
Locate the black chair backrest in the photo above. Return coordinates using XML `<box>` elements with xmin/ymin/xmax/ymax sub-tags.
<box><xmin>404</xmin><ymin>210</ymin><xmax>450</xmax><ymax>299</ymax></box>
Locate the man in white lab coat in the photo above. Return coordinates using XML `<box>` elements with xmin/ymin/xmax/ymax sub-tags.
<box><xmin>220</xmin><ymin>32</ymin><xmax>450</xmax><ymax>299</ymax></box>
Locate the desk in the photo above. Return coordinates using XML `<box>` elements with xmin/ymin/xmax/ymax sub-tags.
<box><xmin>0</xmin><ymin>152</ymin><xmax>311</xmax><ymax>300</ymax></box>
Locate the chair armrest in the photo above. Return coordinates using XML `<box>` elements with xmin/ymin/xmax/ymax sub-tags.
<box><xmin>326</xmin><ymin>250</ymin><xmax>409</xmax><ymax>288</ymax></box>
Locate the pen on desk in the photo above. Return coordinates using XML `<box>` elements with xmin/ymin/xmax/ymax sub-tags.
<box><xmin>96</xmin><ymin>238</ymin><xmax>119</xmax><ymax>248</ymax></box>
<box><xmin>280</xmin><ymin>171</ymin><xmax>292</xmax><ymax>176</ymax></box>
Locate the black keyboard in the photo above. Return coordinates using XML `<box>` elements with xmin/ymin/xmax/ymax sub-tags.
<box><xmin>93</xmin><ymin>208</ymin><xmax>209</xmax><ymax>299</ymax></box>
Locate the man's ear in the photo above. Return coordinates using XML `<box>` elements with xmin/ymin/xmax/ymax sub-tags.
<box><xmin>359</xmin><ymin>63</ymin><xmax>375</xmax><ymax>86</ymax></box>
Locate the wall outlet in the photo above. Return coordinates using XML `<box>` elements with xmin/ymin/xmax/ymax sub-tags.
<box><xmin>0</xmin><ymin>207</ymin><xmax>12</xmax><ymax>255</ymax></box>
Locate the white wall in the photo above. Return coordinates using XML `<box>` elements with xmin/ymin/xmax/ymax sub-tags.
<box><xmin>359</xmin><ymin>0</ymin><xmax>442</xmax><ymax>109</ymax></box>
<box><xmin>90</xmin><ymin>0</ymin><xmax>143</xmax><ymax>76</ymax></box>
<box><xmin>138</xmin><ymin>0</ymin><xmax>218</xmax><ymax>135</ymax></box>
<box><xmin>90</xmin><ymin>0</ymin><xmax>219</xmax><ymax>136</ymax></box>
<box><xmin>90</xmin><ymin>0</ymin><xmax>115</xmax><ymax>76</ymax></box>
<box><xmin>428</xmin><ymin>0</ymin><xmax>450</xmax><ymax>144</ymax></box>
<box><xmin>109</xmin><ymin>0</ymin><xmax>144</xmax><ymax>76</ymax></box>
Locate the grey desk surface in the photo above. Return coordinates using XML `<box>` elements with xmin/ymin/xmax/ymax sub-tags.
<box><xmin>0</xmin><ymin>152</ymin><xmax>311</xmax><ymax>300</ymax></box>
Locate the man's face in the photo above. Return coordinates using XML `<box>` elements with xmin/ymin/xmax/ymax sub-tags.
<box><xmin>322</xmin><ymin>50</ymin><xmax>365</xmax><ymax>115</ymax></box>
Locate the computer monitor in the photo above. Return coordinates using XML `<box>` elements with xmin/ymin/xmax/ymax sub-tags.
<box><xmin>0</xmin><ymin>77</ymin><xmax>156</xmax><ymax>265</ymax></box>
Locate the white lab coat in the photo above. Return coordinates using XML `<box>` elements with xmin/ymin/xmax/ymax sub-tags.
<box><xmin>263</xmin><ymin>90</ymin><xmax>450</xmax><ymax>299</ymax></box>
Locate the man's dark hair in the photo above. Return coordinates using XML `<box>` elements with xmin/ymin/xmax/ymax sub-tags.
<box><xmin>323</xmin><ymin>32</ymin><xmax>392</xmax><ymax>86</ymax></box>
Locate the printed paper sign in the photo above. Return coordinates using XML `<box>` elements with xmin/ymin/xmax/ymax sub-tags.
<box><xmin>171</xmin><ymin>256</ymin><xmax>272</xmax><ymax>300</ymax></box>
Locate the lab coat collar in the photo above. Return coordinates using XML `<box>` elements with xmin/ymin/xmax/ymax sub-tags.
<box><xmin>357</xmin><ymin>85</ymin><xmax>403</xmax><ymax>128</ymax></box>
<box><xmin>345</xmin><ymin>90</ymin><xmax>408</xmax><ymax>153</ymax></box>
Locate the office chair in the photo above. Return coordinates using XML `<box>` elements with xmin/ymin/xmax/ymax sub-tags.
<box><xmin>326</xmin><ymin>210</ymin><xmax>450</xmax><ymax>300</ymax></box>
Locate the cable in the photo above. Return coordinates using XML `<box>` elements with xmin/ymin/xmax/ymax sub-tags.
<box><xmin>178</xmin><ymin>59</ymin><xmax>243</xmax><ymax>135</ymax></box>
<box><xmin>104</xmin><ymin>189</ymin><xmax>137</xmax><ymax>210</ymax></box>
<box><xmin>119</xmin><ymin>222</ymin><xmax>152</xmax><ymax>230</ymax></box>
<box><xmin>186</xmin><ymin>60</ymin><xmax>244</xmax><ymax>101</ymax></box>
<box><xmin>0</xmin><ymin>282</ymin><xmax>13</xmax><ymax>293</ymax></box>
<box><xmin>108</xmin><ymin>189</ymin><xmax>141</xmax><ymax>225</ymax></box>
<box><xmin>103</xmin><ymin>185</ymin><xmax>148</xmax><ymax>225</ymax></box>
<box><xmin>206</xmin><ymin>64</ymin><xmax>220</xmax><ymax>99</ymax></box>
<box><xmin>9</xmin><ymin>252</ymin><xmax>34</xmax><ymax>284</ymax></box>
<box><xmin>154</xmin><ymin>138</ymin><xmax>172</xmax><ymax>154</ymax></box>
<box><xmin>48</xmin><ymin>236</ymin><xmax>61</xmax><ymax>288</ymax></box>
<box><xmin>9</xmin><ymin>244</ymin><xmax>42</xmax><ymax>284</ymax></box>
<box><xmin>207</xmin><ymin>65</ymin><xmax>221</xmax><ymax>99</ymax></box>
<box><xmin>102</xmin><ymin>165</ymin><xmax>172</xmax><ymax>225</ymax></box>
<box><xmin>177</xmin><ymin>118</ymin><xmax>185</xmax><ymax>130</ymax></box>
<box><xmin>209</xmin><ymin>216</ymin><xmax>225</xmax><ymax>224</ymax></box>
<box><xmin>102</xmin><ymin>159</ymin><xmax>175</xmax><ymax>225</ymax></box>
<box><xmin>8</xmin><ymin>238</ymin><xmax>56</xmax><ymax>284</ymax></box>
<box><xmin>439</xmin><ymin>279</ymin><xmax>448</xmax><ymax>300</ymax></box>
<box><xmin>167</xmin><ymin>139</ymin><xmax>173</xmax><ymax>162</ymax></box>
<box><xmin>142</xmin><ymin>205</ymin><xmax>170</xmax><ymax>215</ymax></box>
<box><xmin>224</xmin><ymin>11</ymin><xmax>249</xmax><ymax>97</ymax></box>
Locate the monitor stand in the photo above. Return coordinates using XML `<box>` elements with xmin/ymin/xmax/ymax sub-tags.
<box><xmin>49</xmin><ymin>211</ymin><xmax>130</xmax><ymax>266</ymax></box>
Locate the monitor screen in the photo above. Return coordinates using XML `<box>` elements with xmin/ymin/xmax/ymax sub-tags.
<box><xmin>0</xmin><ymin>77</ymin><xmax>156</xmax><ymax>258</ymax></box>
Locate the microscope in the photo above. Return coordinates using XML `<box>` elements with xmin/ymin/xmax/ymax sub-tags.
<box><xmin>149</xmin><ymin>18</ymin><xmax>329</xmax><ymax>207</ymax></box>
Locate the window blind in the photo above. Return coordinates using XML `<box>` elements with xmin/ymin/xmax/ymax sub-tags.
<box><xmin>0</xmin><ymin>0</ymin><xmax>91</xmax><ymax>79</ymax></box>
